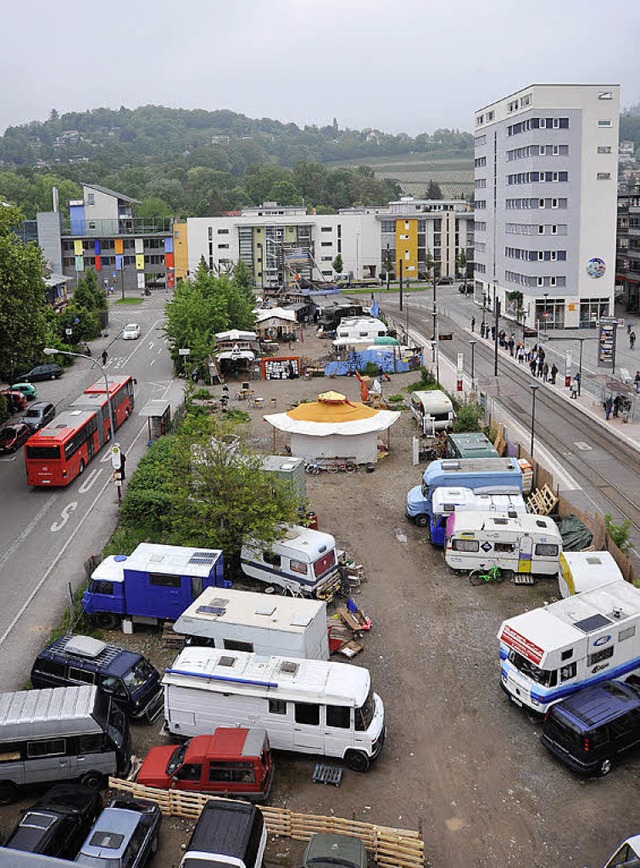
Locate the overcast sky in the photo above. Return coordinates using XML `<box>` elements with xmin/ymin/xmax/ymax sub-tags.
<box><xmin>3</xmin><ymin>0</ymin><xmax>639</xmax><ymax>136</ymax></box>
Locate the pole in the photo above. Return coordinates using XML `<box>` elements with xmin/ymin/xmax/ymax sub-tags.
<box><xmin>406</xmin><ymin>295</ymin><xmax>409</xmax><ymax>341</ymax></box>
<box><xmin>43</xmin><ymin>348</ymin><xmax>115</xmax><ymax>441</ymax></box>
<box><xmin>399</xmin><ymin>260</ymin><xmax>403</xmax><ymax>311</ymax></box>
<box><xmin>530</xmin><ymin>384</ymin><xmax>540</xmax><ymax>458</ymax></box>
<box><xmin>578</xmin><ymin>338</ymin><xmax>584</xmax><ymax>396</ymax></box>
<box><xmin>544</xmin><ymin>293</ymin><xmax>549</xmax><ymax>333</ymax></box>
<box><xmin>469</xmin><ymin>340</ymin><xmax>476</xmax><ymax>384</ymax></box>
<box><xmin>494</xmin><ymin>290</ymin><xmax>499</xmax><ymax>377</ymax></box>
<box><xmin>120</xmin><ymin>266</ymin><xmax>125</xmax><ymax>302</ymax></box>
<box><xmin>386</xmin><ymin>243</ymin><xmax>391</xmax><ymax>291</ymax></box>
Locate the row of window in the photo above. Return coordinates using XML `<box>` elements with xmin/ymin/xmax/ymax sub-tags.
<box><xmin>62</xmin><ymin>239</ymin><xmax>167</xmax><ymax>252</ymax></box>
<box><xmin>63</xmin><ymin>255</ymin><xmax>166</xmax><ymax>268</ymax></box>
<box><xmin>453</xmin><ymin>539</ymin><xmax>558</xmax><ymax>556</ymax></box>
<box><xmin>507</xmin><ymin>94</ymin><xmax>532</xmax><ymax>113</ymax></box>
<box><xmin>506</xmin><ymin>198</ymin><xmax>567</xmax><ymax>210</ymax></box>
<box><xmin>505</xmin><ymin>248</ymin><xmax>567</xmax><ymax>262</ymax></box>
<box><xmin>505</xmin><ymin>223</ymin><xmax>567</xmax><ymax>236</ymax></box>
<box><xmin>475</xmin><ymin>200</ymin><xmax>487</xmax><ymax>210</ymax></box>
<box><xmin>475</xmin><ymin>134</ymin><xmax>487</xmax><ymax>147</ymax></box>
<box><xmin>507</xmin><ymin>144</ymin><xmax>569</xmax><ymax>160</ymax></box>
<box><xmin>508</xmin><ymin>117</ymin><xmax>570</xmax><ymax>136</ymax></box>
<box><xmin>475</xmin><ymin>156</ymin><xmax>487</xmax><ymax>168</ymax></box>
<box><xmin>507</xmin><ymin>171</ymin><xmax>568</xmax><ymax>185</ymax></box>
<box><xmin>504</xmin><ymin>271</ymin><xmax>566</xmax><ymax>288</ymax></box>
<box><xmin>476</xmin><ymin>263</ymin><xmax>487</xmax><ymax>274</ymax></box>
<box><xmin>475</xmin><ymin>179</ymin><xmax>487</xmax><ymax>189</ymax></box>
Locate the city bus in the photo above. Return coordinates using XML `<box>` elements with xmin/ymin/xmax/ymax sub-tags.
<box><xmin>25</xmin><ymin>375</ymin><xmax>135</xmax><ymax>487</ymax></box>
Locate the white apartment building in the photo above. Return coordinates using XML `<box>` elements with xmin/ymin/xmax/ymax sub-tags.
<box><xmin>473</xmin><ymin>84</ymin><xmax>620</xmax><ymax>329</ymax></box>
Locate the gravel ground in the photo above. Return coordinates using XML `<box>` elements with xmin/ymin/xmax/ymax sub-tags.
<box><xmin>2</xmin><ymin>330</ymin><xmax>637</xmax><ymax>868</ymax></box>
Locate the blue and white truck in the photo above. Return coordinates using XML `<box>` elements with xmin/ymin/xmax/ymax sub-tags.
<box><xmin>83</xmin><ymin>543</ymin><xmax>228</xmax><ymax>631</ymax></box>
<box><xmin>405</xmin><ymin>457</ymin><xmax>523</xmax><ymax>532</ymax></box>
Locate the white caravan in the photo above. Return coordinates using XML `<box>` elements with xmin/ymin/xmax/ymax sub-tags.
<box><xmin>410</xmin><ymin>390</ymin><xmax>455</xmax><ymax>434</ymax></box>
<box><xmin>499</xmin><ymin>580</ymin><xmax>640</xmax><ymax>714</ymax></box>
<box><xmin>163</xmin><ymin>647</ymin><xmax>385</xmax><ymax>771</ymax></box>
<box><xmin>558</xmin><ymin>551</ymin><xmax>623</xmax><ymax>598</ymax></box>
<box><xmin>173</xmin><ymin>587</ymin><xmax>329</xmax><ymax>660</ymax></box>
<box><xmin>445</xmin><ymin>512</ymin><xmax>562</xmax><ymax>576</ymax></box>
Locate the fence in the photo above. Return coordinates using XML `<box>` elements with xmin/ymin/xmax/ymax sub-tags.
<box><xmin>108</xmin><ymin>778</ymin><xmax>425</xmax><ymax>868</ymax></box>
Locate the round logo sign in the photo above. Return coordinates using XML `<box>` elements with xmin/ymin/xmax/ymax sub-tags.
<box><xmin>593</xmin><ymin>635</ymin><xmax>612</xmax><ymax>647</ymax></box>
<box><xmin>586</xmin><ymin>257</ymin><xmax>606</xmax><ymax>278</ymax></box>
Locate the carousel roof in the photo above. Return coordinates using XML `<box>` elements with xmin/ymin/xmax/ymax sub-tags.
<box><xmin>264</xmin><ymin>391</ymin><xmax>400</xmax><ymax>436</ymax></box>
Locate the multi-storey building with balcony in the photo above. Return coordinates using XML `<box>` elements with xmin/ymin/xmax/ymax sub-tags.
<box><xmin>616</xmin><ymin>182</ymin><xmax>640</xmax><ymax>314</ymax></box>
<box><xmin>474</xmin><ymin>84</ymin><xmax>619</xmax><ymax>329</ymax></box>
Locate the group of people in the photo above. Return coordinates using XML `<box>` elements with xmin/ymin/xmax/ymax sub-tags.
<box><xmin>604</xmin><ymin>394</ymin><xmax>631</xmax><ymax>420</ymax></box>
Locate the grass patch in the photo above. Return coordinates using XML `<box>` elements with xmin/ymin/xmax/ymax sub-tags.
<box><xmin>115</xmin><ymin>297</ymin><xmax>144</xmax><ymax>305</ymax></box>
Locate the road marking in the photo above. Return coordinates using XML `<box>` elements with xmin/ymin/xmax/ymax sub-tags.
<box><xmin>78</xmin><ymin>468</ymin><xmax>103</xmax><ymax>492</ymax></box>
<box><xmin>150</xmin><ymin>358</ymin><xmax>155</xmax><ymax>366</ymax></box>
<box><xmin>0</xmin><ymin>496</ymin><xmax>59</xmax><ymax>572</ymax></box>
<box><xmin>574</xmin><ymin>442</ymin><xmax>593</xmax><ymax>451</ymax></box>
<box><xmin>50</xmin><ymin>502</ymin><xmax>77</xmax><ymax>532</ymax></box>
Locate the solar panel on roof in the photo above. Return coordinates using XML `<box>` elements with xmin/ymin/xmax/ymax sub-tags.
<box><xmin>189</xmin><ymin>551</ymin><xmax>218</xmax><ymax>565</ymax></box>
<box><xmin>574</xmin><ymin>613</ymin><xmax>612</xmax><ymax>633</ymax></box>
<box><xmin>196</xmin><ymin>605</ymin><xmax>226</xmax><ymax>616</ymax></box>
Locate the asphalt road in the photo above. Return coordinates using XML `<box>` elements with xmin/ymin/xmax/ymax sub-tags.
<box><xmin>0</xmin><ymin>295</ymin><xmax>178</xmax><ymax>692</ymax></box>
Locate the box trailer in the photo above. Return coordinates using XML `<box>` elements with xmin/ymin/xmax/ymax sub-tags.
<box><xmin>558</xmin><ymin>551</ymin><xmax>623</xmax><ymax>598</ymax></box>
<box><xmin>173</xmin><ymin>587</ymin><xmax>329</xmax><ymax>660</ymax></box>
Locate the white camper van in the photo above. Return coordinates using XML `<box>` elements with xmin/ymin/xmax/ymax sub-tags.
<box><xmin>163</xmin><ymin>647</ymin><xmax>385</xmax><ymax>772</ymax></box>
<box><xmin>241</xmin><ymin>525</ymin><xmax>340</xmax><ymax>597</ymax></box>
<box><xmin>445</xmin><ymin>512</ymin><xmax>562</xmax><ymax>576</ymax></box>
<box><xmin>410</xmin><ymin>390</ymin><xmax>455</xmax><ymax>434</ymax></box>
<box><xmin>498</xmin><ymin>580</ymin><xmax>640</xmax><ymax>714</ymax></box>
<box><xmin>173</xmin><ymin>587</ymin><xmax>329</xmax><ymax>660</ymax></box>
<box><xmin>558</xmin><ymin>551</ymin><xmax>623</xmax><ymax>598</ymax></box>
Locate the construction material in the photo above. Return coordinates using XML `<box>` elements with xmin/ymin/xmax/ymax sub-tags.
<box><xmin>312</xmin><ymin>763</ymin><xmax>343</xmax><ymax>787</ymax></box>
<box><xmin>526</xmin><ymin>483</ymin><xmax>558</xmax><ymax>515</ymax></box>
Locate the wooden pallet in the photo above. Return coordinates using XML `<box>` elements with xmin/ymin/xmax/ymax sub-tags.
<box><xmin>161</xmin><ymin>622</ymin><xmax>184</xmax><ymax>649</ymax></box>
<box><xmin>526</xmin><ymin>483</ymin><xmax>558</xmax><ymax>516</ymax></box>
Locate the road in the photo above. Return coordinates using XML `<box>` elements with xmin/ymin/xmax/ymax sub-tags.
<box><xmin>0</xmin><ymin>295</ymin><xmax>178</xmax><ymax>692</ymax></box>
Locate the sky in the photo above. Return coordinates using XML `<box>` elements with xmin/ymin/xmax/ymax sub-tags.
<box><xmin>3</xmin><ymin>0</ymin><xmax>640</xmax><ymax>136</ymax></box>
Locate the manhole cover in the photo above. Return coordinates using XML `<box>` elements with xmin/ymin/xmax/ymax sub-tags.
<box><xmin>574</xmin><ymin>442</ymin><xmax>592</xmax><ymax>451</ymax></box>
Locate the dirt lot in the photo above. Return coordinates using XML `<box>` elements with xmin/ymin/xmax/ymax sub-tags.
<box><xmin>2</xmin><ymin>331</ymin><xmax>637</xmax><ymax>868</ymax></box>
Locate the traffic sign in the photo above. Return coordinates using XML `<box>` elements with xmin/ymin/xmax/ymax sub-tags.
<box><xmin>111</xmin><ymin>444</ymin><xmax>122</xmax><ymax>470</ymax></box>
<box><xmin>178</xmin><ymin>348</ymin><xmax>191</xmax><ymax>356</ymax></box>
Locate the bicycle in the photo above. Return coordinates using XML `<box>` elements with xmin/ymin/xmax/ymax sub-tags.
<box><xmin>326</xmin><ymin>459</ymin><xmax>357</xmax><ymax>474</ymax></box>
<box><xmin>304</xmin><ymin>461</ymin><xmax>321</xmax><ymax>476</ymax></box>
<box><xmin>469</xmin><ymin>564</ymin><xmax>505</xmax><ymax>586</ymax></box>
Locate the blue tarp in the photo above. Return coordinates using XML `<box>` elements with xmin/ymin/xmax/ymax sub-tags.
<box><xmin>324</xmin><ymin>348</ymin><xmax>422</xmax><ymax>377</ymax></box>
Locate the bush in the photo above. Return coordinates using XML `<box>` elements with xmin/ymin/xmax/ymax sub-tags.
<box><xmin>604</xmin><ymin>513</ymin><xmax>633</xmax><ymax>555</ymax></box>
<box><xmin>406</xmin><ymin>367</ymin><xmax>438</xmax><ymax>393</ymax></box>
<box><xmin>118</xmin><ymin>436</ymin><xmax>175</xmax><ymax>536</ymax></box>
<box><xmin>0</xmin><ymin>394</ymin><xmax>9</xmax><ymax>425</ymax></box>
<box><xmin>452</xmin><ymin>400</ymin><xmax>484</xmax><ymax>433</ymax></box>
<box><xmin>191</xmin><ymin>388</ymin><xmax>212</xmax><ymax>401</ymax></box>
<box><xmin>386</xmin><ymin>394</ymin><xmax>405</xmax><ymax>405</ymax></box>
<box><xmin>362</xmin><ymin>361</ymin><xmax>380</xmax><ymax>377</ymax></box>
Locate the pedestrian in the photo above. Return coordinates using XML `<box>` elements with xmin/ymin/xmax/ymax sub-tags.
<box><xmin>543</xmin><ymin>363</ymin><xmax>549</xmax><ymax>382</ymax></box>
<box><xmin>613</xmin><ymin>395</ymin><xmax>622</xmax><ymax>418</ymax></box>
<box><xmin>537</xmin><ymin>358</ymin><xmax>544</xmax><ymax>377</ymax></box>
<box><xmin>529</xmin><ymin>359</ymin><xmax>537</xmax><ymax>376</ymax></box>
<box><xmin>550</xmin><ymin>363</ymin><xmax>558</xmax><ymax>385</ymax></box>
<box><xmin>630</xmin><ymin>331</ymin><xmax>636</xmax><ymax>350</ymax></box>
<box><xmin>538</xmin><ymin>347</ymin><xmax>546</xmax><ymax>362</ymax></box>
<box><xmin>508</xmin><ymin>336</ymin><xmax>515</xmax><ymax>357</ymax></box>
<box><xmin>471</xmin><ymin>316</ymin><xmax>476</xmax><ymax>333</ymax></box>
<box><xmin>628</xmin><ymin>322</ymin><xmax>633</xmax><ymax>335</ymax></box>
<box><xmin>604</xmin><ymin>396</ymin><xmax>613</xmax><ymax>419</ymax></box>
<box><xmin>101</xmin><ymin>350</ymin><xmax>108</xmax><ymax>366</ymax></box>
<box><xmin>570</xmin><ymin>378</ymin><xmax>578</xmax><ymax>398</ymax></box>
<box><xmin>517</xmin><ymin>344</ymin><xmax>524</xmax><ymax>363</ymax></box>
<box><xmin>635</xmin><ymin>371</ymin><xmax>640</xmax><ymax>394</ymax></box>
<box><xmin>491</xmin><ymin>326</ymin><xmax>496</xmax><ymax>340</ymax></box>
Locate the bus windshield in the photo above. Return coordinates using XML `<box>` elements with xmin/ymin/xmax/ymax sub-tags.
<box><xmin>508</xmin><ymin>649</ymin><xmax>557</xmax><ymax>687</ymax></box>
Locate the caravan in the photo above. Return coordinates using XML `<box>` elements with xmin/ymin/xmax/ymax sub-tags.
<box><xmin>410</xmin><ymin>391</ymin><xmax>454</xmax><ymax>434</ymax></box>
<box><xmin>445</xmin><ymin>513</ymin><xmax>562</xmax><ymax>576</ymax></box>
<box><xmin>163</xmin><ymin>647</ymin><xmax>385</xmax><ymax>772</ymax></box>
<box><xmin>429</xmin><ymin>487</ymin><xmax>527</xmax><ymax>547</ymax></box>
<box><xmin>499</xmin><ymin>580</ymin><xmax>640</xmax><ymax>714</ymax></box>
<box><xmin>558</xmin><ymin>551</ymin><xmax>623</xmax><ymax>598</ymax></box>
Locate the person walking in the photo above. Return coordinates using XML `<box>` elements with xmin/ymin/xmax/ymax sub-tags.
<box><xmin>543</xmin><ymin>363</ymin><xmax>549</xmax><ymax>383</ymax></box>
<box><xmin>550</xmin><ymin>363</ymin><xmax>558</xmax><ymax>385</ymax></box>
<box><xmin>101</xmin><ymin>350</ymin><xmax>108</xmax><ymax>366</ymax></box>
<box><xmin>529</xmin><ymin>358</ymin><xmax>537</xmax><ymax>377</ymax></box>
<box><xmin>635</xmin><ymin>371</ymin><xmax>640</xmax><ymax>394</ymax></box>
<box><xmin>604</xmin><ymin>396</ymin><xmax>613</xmax><ymax>420</ymax></box>
<box><xmin>471</xmin><ymin>316</ymin><xmax>476</xmax><ymax>333</ymax></box>
<box><xmin>630</xmin><ymin>331</ymin><xmax>636</xmax><ymax>351</ymax></box>
<box><xmin>570</xmin><ymin>378</ymin><xmax>578</xmax><ymax>399</ymax></box>
<box><xmin>613</xmin><ymin>395</ymin><xmax>622</xmax><ymax>418</ymax></box>
<box><xmin>537</xmin><ymin>357</ymin><xmax>544</xmax><ymax>377</ymax></box>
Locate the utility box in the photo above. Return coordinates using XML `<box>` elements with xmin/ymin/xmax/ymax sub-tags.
<box><xmin>260</xmin><ymin>455</ymin><xmax>306</xmax><ymax>503</ymax></box>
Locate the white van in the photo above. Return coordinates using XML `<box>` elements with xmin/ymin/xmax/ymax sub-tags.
<box><xmin>602</xmin><ymin>836</ymin><xmax>640</xmax><ymax>867</ymax></box>
<box><xmin>410</xmin><ymin>390</ymin><xmax>455</xmax><ymax>434</ymax></box>
<box><xmin>241</xmin><ymin>525</ymin><xmax>340</xmax><ymax>597</ymax></box>
<box><xmin>498</xmin><ymin>580</ymin><xmax>640</xmax><ymax>714</ymax></box>
<box><xmin>173</xmin><ymin>587</ymin><xmax>329</xmax><ymax>660</ymax></box>
<box><xmin>558</xmin><ymin>551</ymin><xmax>623</xmax><ymax>598</ymax></box>
<box><xmin>445</xmin><ymin>512</ymin><xmax>562</xmax><ymax>577</ymax></box>
<box><xmin>163</xmin><ymin>647</ymin><xmax>385</xmax><ymax>772</ymax></box>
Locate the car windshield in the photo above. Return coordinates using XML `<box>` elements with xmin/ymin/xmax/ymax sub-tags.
<box><xmin>0</xmin><ymin>428</ymin><xmax>14</xmax><ymax>438</ymax></box>
<box><xmin>508</xmin><ymin>649</ymin><xmax>557</xmax><ymax>687</ymax></box>
<box><xmin>75</xmin><ymin>856</ymin><xmax>120</xmax><ymax>868</ymax></box>
<box><xmin>24</xmin><ymin>409</ymin><xmax>41</xmax><ymax>418</ymax></box>
<box><xmin>123</xmin><ymin>658</ymin><xmax>155</xmax><ymax>692</ymax></box>
<box><xmin>355</xmin><ymin>686</ymin><xmax>375</xmax><ymax>731</ymax></box>
<box><xmin>166</xmin><ymin>743</ymin><xmax>188</xmax><ymax>775</ymax></box>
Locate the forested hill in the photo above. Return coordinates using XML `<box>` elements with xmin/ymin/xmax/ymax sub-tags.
<box><xmin>0</xmin><ymin>105</ymin><xmax>473</xmax><ymax>171</ymax></box>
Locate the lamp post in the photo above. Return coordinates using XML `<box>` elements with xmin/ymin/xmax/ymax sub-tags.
<box><xmin>529</xmin><ymin>382</ymin><xmax>541</xmax><ymax>459</ymax></box>
<box><xmin>544</xmin><ymin>293</ymin><xmax>549</xmax><ymax>333</ymax></box>
<box><xmin>493</xmin><ymin>282</ymin><xmax>499</xmax><ymax>377</ymax></box>
<box><xmin>577</xmin><ymin>337</ymin><xmax>585</xmax><ymax>396</ymax></box>
<box><xmin>43</xmin><ymin>347</ymin><xmax>115</xmax><ymax>438</ymax></box>
<box><xmin>469</xmin><ymin>339</ymin><xmax>477</xmax><ymax>387</ymax></box>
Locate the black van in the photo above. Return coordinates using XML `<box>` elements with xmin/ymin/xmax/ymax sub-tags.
<box><xmin>30</xmin><ymin>635</ymin><xmax>162</xmax><ymax>723</ymax></box>
<box><xmin>180</xmin><ymin>799</ymin><xmax>267</xmax><ymax>868</ymax></box>
<box><xmin>541</xmin><ymin>679</ymin><xmax>640</xmax><ymax>776</ymax></box>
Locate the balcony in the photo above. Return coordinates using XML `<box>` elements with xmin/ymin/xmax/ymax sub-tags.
<box><xmin>63</xmin><ymin>217</ymin><xmax>174</xmax><ymax>238</ymax></box>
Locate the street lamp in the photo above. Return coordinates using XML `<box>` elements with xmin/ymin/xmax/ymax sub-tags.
<box><xmin>44</xmin><ymin>348</ymin><xmax>115</xmax><ymax>436</ymax></box>
<box><xmin>529</xmin><ymin>382</ymin><xmax>541</xmax><ymax>459</ymax></box>
<box><xmin>544</xmin><ymin>293</ymin><xmax>549</xmax><ymax>333</ymax></box>
<box><xmin>493</xmin><ymin>281</ymin><xmax>499</xmax><ymax>377</ymax></box>
<box><xmin>469</xmin><ymin>339</ymin><xmax>477</xmax><ymax>386</ymax></box>
<box><xmin>577</xmin><ymin>337</ymin><xmax>585</xmax><ymax>396</ymax></box>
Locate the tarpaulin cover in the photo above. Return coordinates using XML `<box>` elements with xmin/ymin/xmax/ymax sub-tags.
<box><xmin>557</xmin><ymin>515</ymin><xmax>593</xmax><ymax>551</ymax></box>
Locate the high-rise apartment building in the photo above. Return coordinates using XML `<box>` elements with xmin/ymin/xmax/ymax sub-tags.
<box><xmin>473</xmin><ymin>84</ymin><xmax>619</xmax><ymax>329</ymax></box>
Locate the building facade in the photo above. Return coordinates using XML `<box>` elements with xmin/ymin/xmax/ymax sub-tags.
<box><xmin>473</xmin><ymin>84</ymin><xmax>620</xmax><ymax>329</ymax></box>
<box><xmin>616</xmin><ymin>182</ymin><xmax>640</xmax><ymax>314</ymax></box>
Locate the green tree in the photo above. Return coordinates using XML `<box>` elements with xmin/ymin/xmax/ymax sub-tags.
<box><xmin>425</xmin><ymin>180</ymin><xmax>444</xmax><ymax>200</ymax></box>
<box><xmin>456</xmin><ymin>250</ymin><xmax>468</xmax><ymax>280</ymax></box>
<box><xmin>0</xmin><ymin>204</ymin><xmax>48</xmax><ymax>379</ymax></box>
<box><xmin>332</xmin><ymin>254</ymin><xmax>343</xmax><ymax>275</ymax></box>
<box><xmin>73</xmin><ymin>268</ymin><xmax>107</xmax><ymax>311</ymax></box>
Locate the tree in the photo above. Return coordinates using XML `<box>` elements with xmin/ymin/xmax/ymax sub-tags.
<box><xmin>425</xmin><ymin>180</ymin><xmax>444</xmax><ymax>200</ymax></box>
<box><xmin>73</xmin><ymin>268</ymin><xmax>107</xmax><ymax>311</ymax></box>
<box><xmin>0</xmin><ymin>204</ymin><xmax>48</xmax><ymax>379</ymax></box>
<box><xmin>332</xmin><ymin>254</ymin><xmax>343</xmax><ymax>275</ymax></box>
<box><xmin>456</xmin><ymin>250</ymin><xmax>468</xmax><ymax>280</ymax></box>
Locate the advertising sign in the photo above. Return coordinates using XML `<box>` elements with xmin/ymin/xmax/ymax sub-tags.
<box><xmin>597</xmin><ymin>317</ymin><xmax>617</xmax><ymax>369</ymax></box>
<box><xmin>500</xmin><ymin>625</ymin><xmax>544</xmax><ymax>665</ymax></box>
<box><xmin>260</xmin><ymin>356</ymin><xmax>300</xmax><ymax>381</ymax></box>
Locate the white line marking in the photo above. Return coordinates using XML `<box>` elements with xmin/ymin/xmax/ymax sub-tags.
<box><xmin>50</xmin><ymin>502</ymin><xmax>78</xmax><ymax>532</ymax></box>
<box><xmin>0</xmin><ymin>497</ymin><xmax>59</xmax><ymax>571</ymax></box>
<box><xmin>78</xmin><ymin>468</ymin><xmax>103</xmax><ymax>492</ymax></box>
<box><xmin>150</xmin><ymin>359</ymin><xmax>155</xmax><ymax>366</ymax></box>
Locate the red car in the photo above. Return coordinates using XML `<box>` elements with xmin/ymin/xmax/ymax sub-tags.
<box><xmin>0</xmin><ymin>422</ymin><xmax>31</xmax><ymax>454</ymax></box>
<box><xmin>1</xmin><ymin>390</ymin><xmax>28</xmax><ymax>414</ymax></box>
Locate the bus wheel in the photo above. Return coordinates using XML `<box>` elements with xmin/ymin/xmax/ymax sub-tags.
<box><xmin>96</xmin><ymin>613</ymin><xmax>120</xmax><ymax>630</ymax></box>
<box><xmin>414</xmin><ymin>514</ymin><xmax>429</xmax><ymax>528</ymax></box>
<box><xmin>0</xmin><ymin>781</ymin><xmax>18</xmax><ymax>806</ymax></box>
<box><xmin>81</xmin><ymin>771</ymin><xmax>105</xmax><ymax>790</ymax></box>
<box><xmin>78</xmin><ymin>460</ymin><xmax>85</xmax><ymax>475</ymax></box>
<box><xmin>345</xmin><ymin>750</ymin><xmax>370</xmax><ymax>772</ymax></box>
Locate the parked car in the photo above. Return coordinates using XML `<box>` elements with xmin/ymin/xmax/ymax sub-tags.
<box><xmin>541</xmin><ymin>679</ymin><xmax>640</xmax><ymax>776</ymax></box>
<box><xmin>302</xmin><ymin>833</ymin><xmax>368</xmax><ymax>868</ymax></box>
<box><xmin>179</xmin><ymin>799</ymin><xmax>266</xmax><ymax>868</ymax></box>
<box><xmin>75</xmin><ymin>799</ymin><xmax>161</xmax><ymax>868</ymax></box>
<box><xmin>22</xmin><ymin>401</ymin><xmax>56</xmax><ymax>432</ymax></box>
<box><xmin>3</xmin><ymin>784</ymin><xmax>102</xmax><ymax>860</ymax></box>
<box><xmin>1</xmin><ymin>390</ymin><xmax>28</xmax><ymax>413</ymax></box>
<box><xmin>0</xmin><ymin>423</ymin><xmax>32</xmax><ymax>454</ymax></box>
<box><xmin>122</xmin><ymin>323</ymin><xmax>141</xmax><ymax>340</ymax></box>
<box><xmin>17</xmin><ymin>363</ymin><xmax>62</xmax><ymax>382</ymax></box>
<box><xmin>9</xmin><ymin>382</ymin><xmax>38</xmax><ymax>400</ymax></box>
<box><xmin>458</xmin><ymin>283</ymin><xmax>474</xmax><ymax>294</ymax></box>
<box><xmin>437</xmin><ymin>276</ymin><xmax>454</xmax><ymax>285</ymax></box>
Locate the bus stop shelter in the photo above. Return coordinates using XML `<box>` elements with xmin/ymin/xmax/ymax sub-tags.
<box><xmin>139</xmin><ymin>399</ymin><xmax>171</xmax><ymax>445</ymax></box>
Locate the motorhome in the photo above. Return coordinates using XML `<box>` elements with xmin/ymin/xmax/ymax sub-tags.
<box><xmin>0</xmin><ymin>686</ymin><xmax>131</xmax><ymax>804</ymax></box>
<box><xmin>558</xmin><ymin>551</ymin><xmax>623</xmax><ymax>598</ymax></box>
<box><xmin>446</xmin><ymin>432</ymin><xmax>499</xmax><ymax>460</ymax></box>
<box><xmin>498</xmin><ymin>580</ymin><xmax>640</xmax><ymax>714</ymax></box>
<box><xmin>405</xmin><ymin>457</ymin><xmax>522</xmax><ymax>527</ymax></box>
<box><xmin>240</xmin><ymin>525</ymin><xmax>340</xmax><ymax>598</ymax></box>
<box><xmin>429</xmin><ymin>487</ymin><xmax>527</xmax><ymax>547</ymax></box>
<box><xmin>445</xmin><ymin>512</ymin><xmax>562</xmax><ymax>576</ymax></box>
<box><xmin>173</xmin><ymin>587</ymin><xmax>329</xmax><ymax>660</ymax></box>
<box><xmin>163</xmin><ymin>647</ymin><xmax>385</xmax><ymax>772</ymax></box>
<box><xmin>332</xmin><ymin>317</ymin><xmax>387</xmax><ymax>348</ymax></box>
<box><xmin>410</xmin><ymin>390</ymin><xmax>455</xmax><ymax>434</ymax></box>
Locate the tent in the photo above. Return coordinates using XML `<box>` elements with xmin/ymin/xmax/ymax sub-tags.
<box><xmin>264</xmin><ymin>391</ymin><xmax>400</xmax><ymax>464</ymax></box>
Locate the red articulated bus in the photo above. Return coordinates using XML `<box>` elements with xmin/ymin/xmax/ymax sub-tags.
<box><xmin>25</xmin><ymin>375</ymin><xmax>135</xmax><ymax>487</ymax></box>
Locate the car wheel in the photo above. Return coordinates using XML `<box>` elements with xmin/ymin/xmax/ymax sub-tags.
<box><xmin>598</xmin><ymin>758</ymin><xmax>612</xmax><ymax>776</ymax></box>
<box><xmin>414</xmin><ymin>514</ymin><xmax>429</xmax><ymax>528</ymax></box>
<box><xmin>96</xmin><ymin>612</ymin><xmax>120</xmax><ymax>630</ymax></box>
<box><xmin>345</xmin><ymin>750</ymin><xmax>371</xmax><ymax>772</ymax></box>
<box><xmin>0</xmin><ymin>780</ymin><xmax>18</xmax><ymax>806</ymax></box>
<box><xmin>81</xmin><ymin>771</ymin><xmax>105</xmax><ymax>790</ymax></box>
<box><xmin>50</xmin><ymin>373</ymin><xmax>57</xmax><ymax>380</ymax></box>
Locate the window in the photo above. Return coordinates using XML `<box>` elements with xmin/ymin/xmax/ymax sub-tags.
<box><xmin>326</xmin><ymin>705</ymin><xmax>351</xmax><ymax>729</ymax></box>
<box><xmin>321</xmin><ymin>242</ymin><xmax>332</xmax><ymax>247</ymax></box>
<box><xmin>87</xmin><ymin>193</ymin><xmax>95</xmax><ymax>205</ymax></box>
<box><xmin>218</xmin><ymin>243</ymin><xmax>229</xmax><ymax>249</ymax></box>
<box><xmin>494</xmin><ymin>542</ymin><xmax>515</xmax><ymax>553</ymax></box>
<box><xmin>551</xmin><ymin>198</ymin><xmax>558</xmax><ymax>208</ymax></box>
<box><xmin>223</xmin><ymin>639</ymin><xmax>254</xmax><ymax>653</ymax></box>
<box><xmin>149</xmin><ymin>572</ymin><xmax>181</xmax><ymax>588</ymax></box>
<box><xmin>294</xmin><ymin>703</ymin><xmax>320</xmax><ymax>726</ymax></box>
<box><xmin>68</xmin><ymin>667</ymin><xmax>95</xmax><ymax>685</ymax></box>
<box><xmin>321</xmin><ymin>226</ymin><xmax>332</xmax><ymax>232</ymax></box>
<box><xmin>40</xmin><ymin>659</ymin><xmax>66</xmax><ymax>677</ymax></box>
<box><xmin>290</xmin><ymin>559</ymin><xmax>308</xmax><ymax>575</ymax></box>
<box><xmin>268</xmin><ymin>699</ymin><xmax>287</xmax><ymax>715</ymax></box>
<box><xmin>597</xmin><ymin>172</ymin><xmax>611</xmax><ymax>180</ymax></box>
<box><xmin>598</xmin><ymin>120</ymin><xmax>613</xmax><ymax>127</ymax></box>
<box><xmin>78</xmin><ymin>734</ymin><xmax>103</xmax><ymax>754</ymax></box>
<box><xmin>176</xmin><ymin>763</ymin><xmax>202</xmax><ymax>781</ymax></box>
<box><xmin>217</xmin><ymin>228</ymin><xmax>229</xmax><ymax>234</ymax></box>
<box><xmin>598</xmin><ymin>145</ymin><xmax>612</xmax><ymax>154</ymax></box>
<box><xmin>451</xmin><ymin>539</ymin><xmax>479</xmax><ymax>552</ymax></box>
<box><xmin>560</xmin><ymin>662</ymin><xmax>577</xmax><ymax>682</ymax></box>
<box><xmin>587</xmin><ymin>646</ymin><xmax>614</xmax><ymax>667</ymax></box>
<box><xmin>599</xmin><ymin>91</ymin><xmax>613</xmax><ymax>100</ymax></box>
<box><xmin>209</xmin><ymin>762</ymin><xmax>255</xmax><ymax>784</ymax></box>
<box><xmin>263</xmin><ymin>552</ymin><xmax>281</xmax><ymax>567</ymax></box>
<box><xmin>619</xmin><ymin>626</ymin><xmax>636</xmax><ymax>642</ymax></box>
<box><xmin>27</xmin><ymin>739</ymin><xmax>65</xmax><ymax>758</ymax></box>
